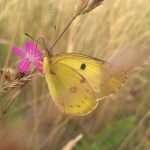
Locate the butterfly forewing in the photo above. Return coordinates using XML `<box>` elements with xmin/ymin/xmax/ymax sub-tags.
<box><xmin>51</xmin><ymin>53</ymin><xmax>104</xmax><ymax>95</ymax></box>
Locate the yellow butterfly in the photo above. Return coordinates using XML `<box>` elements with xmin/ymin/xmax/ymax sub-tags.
<box><xmin>43</xmin><ymin>52</ymin><xmax>125</xmax><ymax>116</ymax></box>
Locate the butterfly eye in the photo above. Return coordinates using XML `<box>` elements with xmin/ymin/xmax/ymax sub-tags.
<box><xmin>80</xmin><ymin>63</ymin><xmax>86</xmax><ymax>70</ymax></box>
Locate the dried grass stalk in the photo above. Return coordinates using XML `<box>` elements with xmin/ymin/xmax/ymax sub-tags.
<box><xmin>62</xmin><ymin>134</ymin><xmax>83</xmax><ymax>150</ymax></box>
<box><xmin>119</xmin><ymin>111</ymin><xmax>150</xmax><ymax>150</ymax></box>
<box><xmin>0</xmin><ymin>74</ymin><xmax>35</xmax><ymax>95</ymax></box>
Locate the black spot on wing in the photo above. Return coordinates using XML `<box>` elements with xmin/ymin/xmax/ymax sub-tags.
<box><xmin>80</xmin><ymin>63</ymin><xmax>86</xmax><ymax>70</ymax></box>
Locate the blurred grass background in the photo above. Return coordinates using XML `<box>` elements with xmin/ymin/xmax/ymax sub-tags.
<box><xmin>0</xmin><ymin>0</ymin><xmax>150</xmax><ymax>149</ymax></box>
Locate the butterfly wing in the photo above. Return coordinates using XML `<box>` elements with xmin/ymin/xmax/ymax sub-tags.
<box><xmin>50</xmin><ymin>53</ymin><xmax>126</xmax><ymax>97</ymax></box>
<box><xmin>44</xmin><ymin>53</ymin><xmax>126</xmax><ymax>115</ymax></box>
<box><xmin>50</xmin><ymin>53</ymin><xmax>104</xmax><ymax>95</ymax></box>
<box><xmin>44</xmin><ymin>56</ymin><xmax>97</xmax><ymax>116</ymax></box>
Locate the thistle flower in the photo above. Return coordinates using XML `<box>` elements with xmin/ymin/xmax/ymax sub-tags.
<box><xmin>11</xmin><ymin>41</ymin><xmax>43</xmax><ymax>74</ymax></box>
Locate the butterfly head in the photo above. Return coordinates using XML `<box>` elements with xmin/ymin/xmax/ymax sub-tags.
<box><xmin>43</xmin><ymin>56</ymin><xmax>50</xmax><ymax>75</ymax></box>
<box><xmin>43</xmin><ymin>46</ymin><xmax>54</xmax><ymax>75</ymax></box>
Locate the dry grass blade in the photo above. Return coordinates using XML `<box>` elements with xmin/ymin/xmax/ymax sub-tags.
<box><xmin>49</xmin><ymin>0</ymin><xmax>91</xmax><ymax>50</ymax></box>
<box><xmin>0</xmin><ymin>74</ymin><xmax>35</xmax><ymax>96</ymax></box>
<box><xmin>0</xmin><ymin>90</ymin><xmax>21</xmax><ymax>119</ymax></box>
<box><xmin>118</xmin><ymin>111</ymin><xmax>150</xmax><ymax>150</ymax></box>
<box><xmin>62</xmin><ymin>134</ymin><xmax>83</xmax><ymax>150</ymax></box>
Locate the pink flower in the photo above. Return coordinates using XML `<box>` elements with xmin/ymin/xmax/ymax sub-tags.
<box><xmin>11</xmin><ymin>41</ymin><xmax>43</xmax><ymax>74</ymax></box>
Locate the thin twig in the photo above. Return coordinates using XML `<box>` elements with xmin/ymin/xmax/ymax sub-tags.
<box><xmin>49</xmin><ymin>0</ymin><xmax>89</xmax><ymax>50</ymax></box>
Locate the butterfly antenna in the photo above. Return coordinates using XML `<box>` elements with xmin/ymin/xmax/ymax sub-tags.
<box><xmin>49</xmin><ymin>0</ymin><xmax>89</xmax><ymax>50</ymax></box>
<box><xmin>24</xmin><ymin>32</ymin><xmax>34</xmax><ymax>40</ymax></box>
<box><xmin>24</xmin><ymin>32</ymin><xmax>39</xmax><ymax>51</ymax></box>
<box><xmin>38</xmin><ymin>37</ymin><xmax>52</xmax><ymax>57</ymax></box>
